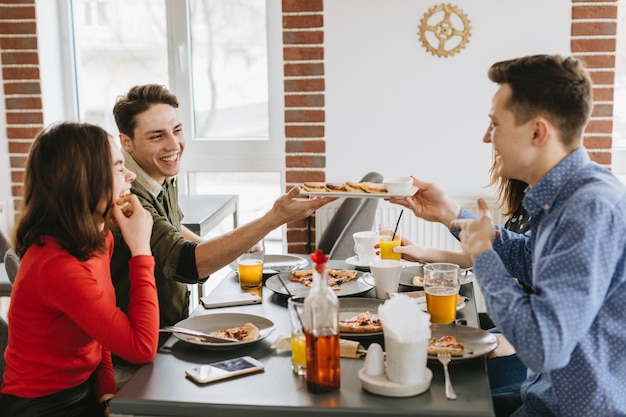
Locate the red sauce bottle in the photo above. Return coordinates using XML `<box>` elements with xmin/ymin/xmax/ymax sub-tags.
<box><xmin>304</xmin><ymin>249</ymin><xmax>340</xmax><ymax>392</ymax></box>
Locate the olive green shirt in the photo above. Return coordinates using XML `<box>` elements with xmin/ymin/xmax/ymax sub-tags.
<box><xmin>110</xmin><ymin>150</ymin><xmax>206</xmax><ymax>330</ymax></box>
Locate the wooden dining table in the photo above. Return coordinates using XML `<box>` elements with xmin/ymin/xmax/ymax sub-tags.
<box><xmin>110</xmin><ymin>259</ymin><xmax>496</xmax><ymax>417</ymax></box>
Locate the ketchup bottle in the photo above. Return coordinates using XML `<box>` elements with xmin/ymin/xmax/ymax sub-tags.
<box><xmin>304</xmin><ymin>249</ymin><xmax>340</xmax><ymax>392</ymax></box>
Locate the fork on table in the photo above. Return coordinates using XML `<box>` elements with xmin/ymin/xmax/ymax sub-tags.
<box><xmin>437</xmin><ymin>352</ymin><xmax>457</xmax><ymax>400</ymax></box>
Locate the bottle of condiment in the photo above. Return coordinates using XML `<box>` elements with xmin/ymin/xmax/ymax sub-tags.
<box><xmin>304</xmin><ymin>249</ymin><xmax>340</xmax><ymax>392</ymax></box>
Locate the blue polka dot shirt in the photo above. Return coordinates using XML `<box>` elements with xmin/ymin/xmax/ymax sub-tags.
<box><xmin>457</xmin><ymin>148</ymin><xmax>626</xmax><ymax>416</ymax></box>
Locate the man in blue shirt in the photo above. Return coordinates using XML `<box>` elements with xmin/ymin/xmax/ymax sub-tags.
<box><xmin>393</xmin><ymin>55</ymin><xmax>626</xmax><ymax>416</ymax></box>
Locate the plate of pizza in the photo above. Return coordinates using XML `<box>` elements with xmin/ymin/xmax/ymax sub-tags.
<box><xmin>338</xmin><ymin>298</ymin><xmax>385</xmax><ymax>337</ymax></box>
<box><xmin>171</xmin><ymin>313</ymin><xmax>276</xmax><ymax>350</ymax></box>
<box><xmin>427</xmin><ymin>323</ymin><xmax>498</xmax><ymax>361</ymax></box>
<box><xmin>265</xmin><ymin>269</ymin><xmax>373</xmax><ymax>297</ymax></box>
<box><xmin>301</xmin><ymin>181</ymin><xmax>417</xmax><ymax>198</ymax></box>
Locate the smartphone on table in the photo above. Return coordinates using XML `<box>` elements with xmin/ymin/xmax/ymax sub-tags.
<box><xmin>185</xmin><ymin>356</ymin><xmax>264</xmax><ymax>384</ymax></box>
<box><xmin>200</xmin><ymin>292</ymin><xmax>262</xmax><ymax>309</ymax></box>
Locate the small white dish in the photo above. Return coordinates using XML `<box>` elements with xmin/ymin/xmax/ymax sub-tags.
<box><xmin>383</xmin><ymin>177</ymin><xmax>414</xmax><ymax>195</ymax></box>
<box><xmin>359</xmin><ymin>367</ymin><xmax>432</xmax><ymax>397</ymax></box>
<box><xmin>345</xmin><ymin>256</ymin><xmax>421</xmax><ymax>269</ymax></box>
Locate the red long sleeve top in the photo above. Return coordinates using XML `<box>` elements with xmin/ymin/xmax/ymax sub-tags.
<box><xmin>1</xmin><ymin>232</ymin><xmax>158</xmax><ymax>399</ymax></box>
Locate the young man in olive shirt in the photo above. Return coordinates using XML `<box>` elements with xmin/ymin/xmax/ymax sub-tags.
<box><xmin>110</xmin><ymin>84</ymin><xmax>332</xmax><ymax>332</ymax></box>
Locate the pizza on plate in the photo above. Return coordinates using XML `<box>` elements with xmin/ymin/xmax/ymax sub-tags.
<box><xmin>208</xmin><ymin>322</ymin><xmax>260</xmax><ymax>342</ymax></box>
<box><xmin>427</xmin><ymin>335</ymin><xmax>464</xmax><ymax>356</ymax></box>
<box><xmin>290</xmin><ymin>269</ymin><xmax>359</xmax><ymax>290</ymax></box>
<box><xmin>339</xmin><ymin>311</ymin><xmax>382</xmax><ymax>334</ymax></box>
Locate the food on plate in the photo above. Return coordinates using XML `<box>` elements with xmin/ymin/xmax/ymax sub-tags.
<box><xmin>290</xmin><ymin>268</ymin><xmax>359</xmax><ymax>290</ymax></box>
<box><xmin>361</xmin><ymin>182</ymin><xmax>388</xmax><ymax>194</ymax></box>
<box><xmin>345</xmin><ymin>181</ymin><xmax>365</xmax><ymax>192</ymax></box>
<box><xmin>209</xmin><ymin>322</ymin><xmax>260</xmax><ymax>342</ymax></box>
<box><xmin>339</xmin><ymin>311</ymin><xmax>382</xmax><ymax>333</ymax></box>
<box><xmin>427</xmin><ymin>335</ymin><xmax>464</xmax><ymax>356</ymax></box>
<box><xmin>412</xmin><ymin>275</ymin><xmax>424</xmax><ymax>286</ymax></box>
<box><xmin>303</xmin><ymin>182</ymin><xmax>326</xmax><ymax>192</ymax></box>
<box><xmin>325</xmin><ymin>182</ymin><xmax>347</xmax><ymax>192</ymax></box>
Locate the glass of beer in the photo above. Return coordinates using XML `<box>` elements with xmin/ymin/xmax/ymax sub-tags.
<box><xmin>377</xmin><ymin>224</ymin><xmax>401</xmax><ymax>260</ymax></box>
<box><xmin>238</xmin><ymin>240</ymin><xmax>264</xmax><ymax>289</ymax></box>
<box><xmin>288</xmin><ymin>296</ymin><xmax>307</xmax><ymax>376</ymax></box>
<box><xmin>423</xmin><ymin>263</ymin><xmax>460</xmax><ymax>324</ymax></box>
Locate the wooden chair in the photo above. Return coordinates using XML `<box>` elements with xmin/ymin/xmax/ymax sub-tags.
<box><xmin>317</xmin><ymin>172</ymin><xmax>383</xmax><ymax>260</ymax></box>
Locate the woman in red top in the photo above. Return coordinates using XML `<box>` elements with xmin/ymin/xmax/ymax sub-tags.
<box><xmin>0</xmin><ymin>122</ymin><xmax>158</xmax><ymax>416</ymax></box>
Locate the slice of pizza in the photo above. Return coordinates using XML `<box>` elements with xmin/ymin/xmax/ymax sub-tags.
<box><xmin>339</xmin><ymin>311</ymin><xmax>382</xmax><ymax>334</ymax></box>
<box><xmin>427</xmin><ymin>335</ymin><xmax>464</xmax><ymax>357</ymax></box>
<box><xmin>290</xmin><ymin>269</ymin><xmax>358</xmax><ymax>289</ymax></box>
<box><xmin>209</xmin><ymin>322</ymin><xmax>260</xmax><ymax>342</ymax></box>
<box><xmin>327</xmin><ymin>269</ymin><xmax>359</xmax><ymax>288</ymax></box>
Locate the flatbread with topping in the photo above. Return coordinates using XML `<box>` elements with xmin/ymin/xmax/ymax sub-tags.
<box><xmin>339</xmin><ymin>311</ymin><xmax>382</xmax><ymax>334</ymax></box>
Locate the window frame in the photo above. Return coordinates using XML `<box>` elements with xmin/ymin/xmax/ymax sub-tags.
<box><xmin>59</xmin><ymin>0</ymin><xmax>285</xmax><ymax>193</ymax></box>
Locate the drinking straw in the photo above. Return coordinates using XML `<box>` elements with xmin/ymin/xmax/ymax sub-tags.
<box><xmin>391</xmin><ymin>209</ymin><xmax>404</xmax><ymax>241</ymax></box>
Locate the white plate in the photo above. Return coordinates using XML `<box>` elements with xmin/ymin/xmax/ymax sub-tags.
<box><xmin>302</xmin><ymin>186</ymin><xmax>418</xmax><ymax>199</ymax></box>
<box><xmin>265</xmin><ymin>271</ymin><xmax>373</xmax><ymax>297</ymax></box>
<box><xmin>428</xmin><ymin>323</ymin><xmax>498</xmax><ymax>361</ymax></box>
<box><xmin>339</xmin><ymin>298</ymin><xmax>385</xmax><ymax>337</ymax></box>
<box><xmin>229</xmin><ymin>254</ymin><xmax>309</xmax><ymax>275</ymax></box>
<box><xmin>359</xmin><ymin>367</ymin><xmax>432</xmax><ymax>398</ymax></box>
<box><xmin>388</xmin><ymin>290</ymin><xmax>466</xmax><ymax>311</ymax></box>
<box><xmin>172</xmin><ymin>313</ymin><xmax>275</xmax><ymax>350</ymax></box>
<box><xmin>345</xmin><ymin>256</ymin><xmax>422</xmax><ymax>269</ymax></box>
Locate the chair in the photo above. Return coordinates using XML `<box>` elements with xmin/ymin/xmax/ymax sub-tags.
<box><xmin>317</xmin><ymin>172</ymin><xmax>383</xmax><ymax>260</ymax></box>
<box><xmin>4</xmin><ymin>248</ymin><xmax>19</xmax><ymax>285</ymax></box>
<box><xmin>0</xmin><ymin>229</ymin><xmax>12</xmax><ymax>297</ymax></box>
<box><xmin>0</xmin><ymin>315</ymin><xmax>7</xmax><ymax>386</ymax></box>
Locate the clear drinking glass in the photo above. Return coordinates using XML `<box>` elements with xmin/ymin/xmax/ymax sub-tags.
<box><xmin>423</xmin><ymin>263</ymin><xmax>460</xmax><ymax>324</ymax></box>
<box><xmin>237</xmin><ymin>240</ymin><xmax>265</xmax><ymax>289</ymax></box>
<box><xmin>288</xmin><ymin>296</ymin><xmax>307</xmax><ymax>376</ymax></box>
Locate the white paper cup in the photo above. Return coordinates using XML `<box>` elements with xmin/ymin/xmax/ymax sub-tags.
<box><xmin>384</xmin><ymin>334</ymin><xmax>429</xmax><ymax>384</ymax></box>
<box><xmin>363</xmin><ymin>259</ymin><xmax>402</xmax><ymax>299</ymax></box>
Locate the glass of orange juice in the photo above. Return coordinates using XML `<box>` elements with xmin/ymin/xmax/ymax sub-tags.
<box><xmin>288</xmin><ymin>296</ymin><xmax>306</xmax><ymax>376</ymax></box>
<box><xmin>423</xmin><ymin>263</ymin><xmax>460</xmax><ymax>324</ymax></box>
<box><xmin>377</xmin><ymin>224</ymin><xmax>401</xmax><ymax>260</ymax></box>
<box><xmin>238</xmin><ymin>240</ymin><xmax>264</xmax><ymax>289</ymax></box>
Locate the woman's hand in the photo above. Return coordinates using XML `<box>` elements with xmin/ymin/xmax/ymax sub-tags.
<box><xmin>111</xmin><ymin>194</ymin><xmax>153</xmax><ymax>256</ymax></box>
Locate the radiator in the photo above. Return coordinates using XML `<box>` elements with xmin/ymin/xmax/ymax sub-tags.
<box><xmin>314</xmin><ymin>197</ymin><xmax>506</xmax><ymax>314</ymax></box>
<box><xmin>314</xmin><ymin>197</ymin><xmax>506</xmax><ymax>250</ymax></box>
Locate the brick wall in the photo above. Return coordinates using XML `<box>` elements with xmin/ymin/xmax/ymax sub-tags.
<box><xmin>572</xmin><ymin>1</ymin><xmax>618</xmax><ymax>165</ymax></box>
<box><xmin>282</xmin><ymin>0</ymin><xmax>326</xmax><ymax>253</ymax></box>
<box><xmin>0</xmin><ymin>0</ymin><xmax>620</xmax><ymax>249</ymax></box>
<box><xmin>0</xmin><ymin>0</ymin><xmax>42</xmax><ymax>224</ymax></box>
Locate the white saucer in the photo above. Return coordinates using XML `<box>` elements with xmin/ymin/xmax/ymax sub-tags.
<box><xmin>345</xmin><ymin>256</ymin><xmax>422</xmax><ymax>269</ymax></box>
<box><xmin>358</xmin><ymin>368</ymin><xmax>432</xmax><ymax>397</ymax></box>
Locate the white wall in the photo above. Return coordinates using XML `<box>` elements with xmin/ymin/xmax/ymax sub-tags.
<box><xmin>324</xmin><ymin>0</ymin><xmax>570</xmax><ymax>198</ymax></box>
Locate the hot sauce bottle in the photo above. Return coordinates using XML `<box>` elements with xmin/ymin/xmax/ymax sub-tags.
<box><xmin>304</xmin><ymin>249</ymin><xmax>340</xmax><ymax>393</ymax></box>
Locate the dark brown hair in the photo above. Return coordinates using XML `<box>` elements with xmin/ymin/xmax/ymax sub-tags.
<box><xmin>113</xmin><ymin>84</ymin><xmax>179</xmax><ymax>138</ymax></box>
<box><xmin>487</xmin><ymin>157</ymin><xmax>528</xmax><ymax>217</ymax></box>
<box><xmin>488</xmin><ymin>54</ymin><xmax>593</xmax><ymax>148</ymax></box>
<box><xmin>14</xmin><ymin>122</ymin><xmax>114</xmax><ymax>261</ymax></box>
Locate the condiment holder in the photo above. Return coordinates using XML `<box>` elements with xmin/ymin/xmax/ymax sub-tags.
<box><xmin>358</xmin><ymin>343</ymin><xmax>432</xmax><ymax>397</ymax></box>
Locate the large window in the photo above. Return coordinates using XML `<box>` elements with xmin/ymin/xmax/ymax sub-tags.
<box><xmin>68</xmin><ymin>0</ymin><xmax>283</xmax><ymax>249</ymax></box>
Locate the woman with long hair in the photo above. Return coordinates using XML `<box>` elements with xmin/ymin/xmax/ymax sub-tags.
<box><xmin>0</xmin><ymin>122</ymin><xmax>158</xmax><ymax>416</ymax></box>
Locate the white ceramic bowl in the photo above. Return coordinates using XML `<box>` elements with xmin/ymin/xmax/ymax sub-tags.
<box><xmin>383</xmin><ymin>177</ymin><xmax>413</xmax><ymax>195</ymax></box>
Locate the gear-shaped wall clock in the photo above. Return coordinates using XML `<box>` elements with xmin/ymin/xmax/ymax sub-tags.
<box><xmin>418</xmin><ymin>4</ymin><xmax>472</xmax><ymax>58</ymax></box>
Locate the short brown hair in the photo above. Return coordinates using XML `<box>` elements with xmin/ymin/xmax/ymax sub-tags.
<box><xmin>14</xmin><ymin>122</ymin><xmax>113</xmax><ymax>261</ymax></box>
<box><xmin>488</xmin><ymin>54</ymin><xmax>593</xmax><ymax>148</ymax></box>
<box><xmin>113</xmin><ymin>84</ymin><xmax>179</xmax><ymax>138</ymax></box>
